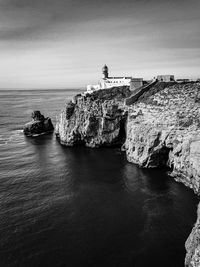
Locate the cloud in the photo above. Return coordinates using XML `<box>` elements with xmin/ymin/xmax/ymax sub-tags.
<box><xmin>0</xmin><ymin>0</ymin><xmax>199</xmax><ymax>88</ymax></box>
<box><xmin>0</xmin><ymin>0</ymin><xmax>197</xmax><ymax>41</ymax></box>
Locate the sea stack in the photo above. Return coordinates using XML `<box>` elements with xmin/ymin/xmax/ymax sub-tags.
<box><xmin>24</xmin><ymin>110</ymin><xmax>54</xmax><ymax>136</ymax></box>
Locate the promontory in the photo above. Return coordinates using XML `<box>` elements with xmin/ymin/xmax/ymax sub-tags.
<box><xmin>56</xmin><ymin>81</ymin><xmax>200</xmax><ymax>266</ymax></box>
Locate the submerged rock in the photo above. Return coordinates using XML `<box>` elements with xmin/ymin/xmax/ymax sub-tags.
<box><xmin>24</xmin><ymin>111</ymin><xmax>54</xmax><ymax>136</ymax></box>
<box><xmin>56</xmin><ymin>86</ymin><xmax>131</xmax><ymax>147</ymax></box>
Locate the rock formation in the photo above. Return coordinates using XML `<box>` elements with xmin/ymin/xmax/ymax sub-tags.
<box><xmin>56</xmin><ymin>81</ymin><xmax>200</xmax><ymax>266</ymax></box>
<box><xmin>123</xmin><ymin>81</ymin><xmax>200</xmax><ymax>267</ymax></box>
<box><xmin>124</xmin><ymin>82</ymin><xmax>200</xmax><ymax>194</ymax></box>
<box><xmin>56</xmin><ymin>86</ymin><xmax>131</xmax><ymax>147</ymax></box>
<box><xmin>185</xmin><ymin>203</ymin><xmax>200</xmax><ymax>267</ymax></box>
<box><xmin>24</xmin><ymin>111</ymin><xmax>54</xmax><ymax>136</ymax></box>
<box><xmin>56</xmin><ymin>81</ymin><xmax>200</xmax><ymax>193</ymax></box>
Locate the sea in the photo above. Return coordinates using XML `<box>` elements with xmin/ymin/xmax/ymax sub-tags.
<box><xmin>0</xmin><ymin>89</ymin><xmax>198</xmax><ymax>267</ymax></box>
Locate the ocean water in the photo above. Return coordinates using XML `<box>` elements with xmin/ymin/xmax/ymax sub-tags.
<box><xmin>0</xmin><ymin>89</ymin><xmax>198</xmax><ymax>267</ymax></box>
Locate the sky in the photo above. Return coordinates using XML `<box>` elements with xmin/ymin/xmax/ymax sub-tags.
<box><xmin>0</xmin><ymin>0</ymin><xmax>199</xmax><ymax>89</ymax></box>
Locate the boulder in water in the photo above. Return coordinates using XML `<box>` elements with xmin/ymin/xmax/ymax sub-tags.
<box><xmin>24</xmin><ymin>111</ymin><xmax>54</xmax><ymax>136</ymax></box>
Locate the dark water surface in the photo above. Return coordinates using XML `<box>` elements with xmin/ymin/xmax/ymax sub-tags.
<box><xmin>0</xmin><ymin>90</ymin><xmax>198</xmax><ymax>267</ymax></box>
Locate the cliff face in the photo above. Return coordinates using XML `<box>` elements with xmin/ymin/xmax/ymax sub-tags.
<box><xmin>124</xmin><ymin>82</ymin><xmax>200</xmax><ymax>267</ymax></box>
<box><xmin>56</xmin><ymin>82</ymin><xmax>200</xmax><ymax>266</ymax></box>
<box><xmin>125</xmin><ymin>82</ymin><xmax>200</xmax><ymax>194</ymax></box>
<box><xmin>56</xmin><ymin>82</ymin><xmax>200</xmax><ymax>192</ymax></box>
<box><xmin>56</xmin><ymin>87</ymin><xmax>130</xmax><ymax>147</ymax></box>
<box><xmin>185</xmin><ymin>203</ymin><xmax>200</xmax><ymax>267</ymax></box>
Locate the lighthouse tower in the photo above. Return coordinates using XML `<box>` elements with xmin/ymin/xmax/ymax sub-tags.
<box><xmin>102</xmin><ymin>64</ymin><xmax>108</xmax><ymax>79</ymax></box>
<box><xmin>86</xmin><ymin>64</ymin><xmax>143</xmax><ymax>93</ymax></box>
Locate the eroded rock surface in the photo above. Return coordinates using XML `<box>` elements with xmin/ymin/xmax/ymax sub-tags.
<box><xmin>24</xmin><ymin>111</ymin><xmax>54</xmax><ymax>136</ymax></box>
<box><xmin>56</xmin><ymin>82</ymin><xmax>200</xmax><ymax>266</ymax></box>
<box><xmin>185</xmin><ymin>203</ymin><xmax>200</xmax><ymax>267</ymax></box>
<box><xmin>123</xmin><ymin>81</ymin><xmax>200</xmax><ymax>266</ymax></box>
<box><xmin>56</xmin><ymin>87</ymin><xmax>130</xmax><ymax>147</ymax></box>
<box><xmin>125</xmin><ymin>82</ymin><xmax>200</xmax><ymax>194</ymax></box>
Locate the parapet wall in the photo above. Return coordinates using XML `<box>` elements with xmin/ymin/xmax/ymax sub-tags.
<box><xmin>125</xmin><ymin>80</ymin><xmax>157</xmax><ymax>105</ymax></box>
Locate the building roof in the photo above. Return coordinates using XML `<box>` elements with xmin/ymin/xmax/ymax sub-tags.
<box><xmin>107</xmin><ymin>76</ymin><xmax>132</xmax><ymax>79</ymax></box>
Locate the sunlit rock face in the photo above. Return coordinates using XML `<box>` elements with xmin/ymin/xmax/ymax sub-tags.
<box><xmin>125</xmin><ymin>82</ymin><xmax>200</xmax><ymax>194</ymax></box>
<box><xmin>56</xmin><ymin>87</ymin><xmax>131</xmax><ymax>147</ymax></box>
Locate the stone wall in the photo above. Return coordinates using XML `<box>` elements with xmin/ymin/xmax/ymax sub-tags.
<box><xmin>125</xmin><ymin>80</ymin><xmax>157</xmax><ymax>105</ymax></box>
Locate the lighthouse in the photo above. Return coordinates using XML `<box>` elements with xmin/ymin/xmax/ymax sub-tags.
<box><xmin>86</xmin><ymin>65</ymin><xmax>143</xmax><ymax>93</ymax></box>
<box><xmin>102</xmin><ymin>64</ymin><xmax>108</xmax><ymax>79</ymax></box>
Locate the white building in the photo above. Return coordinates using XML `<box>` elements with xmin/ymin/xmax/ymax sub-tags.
<box><xmin>86</xmin><ymin>65</ymin><xmax>143</xmax><ymax>93</ymax></box>
<box><xmin>157</xmin><ymin>75</ymin><xmax>175</xmax><ymax>82</ymax></box>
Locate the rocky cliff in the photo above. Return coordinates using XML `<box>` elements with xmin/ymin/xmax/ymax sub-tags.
<box><xmin>185</xmin><ymin>203</ymin><xmax>200</xmax><ymax>267</ymax></box>
<box><xmin>56</xmin><ymin>81</ymin><xmax>200</xmax><ymax>266</ymax></box>
<box><xmin>125</xmin><ymin>82</ymin><xmax>200</xmax><ymax>194</ymax></box>
<box><xmin>56</xmin><ymin>81</ymin><xmax>200</xmax><ymax>193</ymax></box>
<box><xmin>123</xmin><ymin>81</ymin><xmax>200</xmax><ymax>267</ymax></box>
<box><xmin>56</xmin><ymin>86</ymin><xmax>131</xmax><ymax>147</ymax></box>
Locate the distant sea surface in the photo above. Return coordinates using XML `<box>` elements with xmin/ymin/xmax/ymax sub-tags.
<box><xmin>0</xmin><ymin>89</ymin><xmax>198</xmax><ymax>267</ymax></box>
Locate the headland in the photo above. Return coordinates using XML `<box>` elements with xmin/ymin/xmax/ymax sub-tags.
<box><xmin>56</xmin><ymin>67</ymin><xmax>200</xmax><ymax>266</ymax></box>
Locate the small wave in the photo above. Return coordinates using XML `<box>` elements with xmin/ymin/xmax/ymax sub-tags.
<box><xmin>0</xmin><ymin>129</ymin><xmax>23</xmax><ymax>145</ymax></box>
